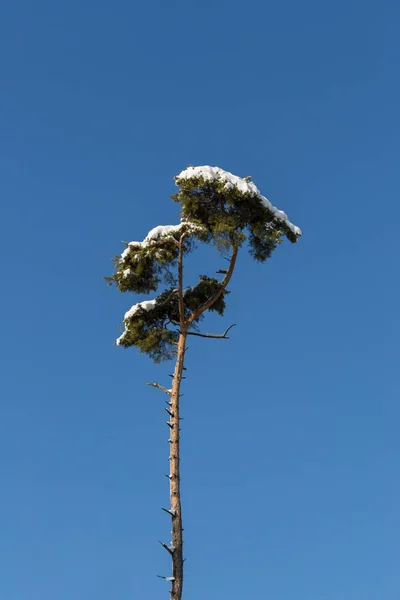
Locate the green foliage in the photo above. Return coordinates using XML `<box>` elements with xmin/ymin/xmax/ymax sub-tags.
<box><xmin>104</xmin><ymin>223</ymin><xmax>207</xmax><ymax>294</ymax></box>
<box><xmin>172</xmin><ymin>174</ymin><xmax>296</xmax><ymax>260</ymax></box>
<box><xmin>104</xmin><ymin>243</ymin><xmax>178</xmax><ymax>294</ymax></box>
<box><xmin>117</xmin><ymin>277</ymin><xmax>229</xmax><ymax>362</ymax></box>
<box><xmin>184</xmin><ymin>275</ymin><xmax>228</xmax><ymax>316</ymax></box>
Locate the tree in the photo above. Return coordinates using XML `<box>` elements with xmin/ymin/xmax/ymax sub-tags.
<box><xmin>105</xmin><ymin>166</ymin><xmax>301</xmax><ymax>600</ymax></box>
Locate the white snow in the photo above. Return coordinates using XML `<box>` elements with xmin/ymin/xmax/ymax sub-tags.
<box><xmin>177</xmin><ymin>165</ymin><xmax>260</xmax><ymax>195</ymax></box>
<box><xmin>119</xmin><ymin>222</ymin><xmax>204</xmax><ymax>263</ymax></box>
<box><xmin>165</xmin><ymin>577</ymin><xmax>175</xmax><ymax>582</ymax></box>
<box><xmin>124</xmin><ymin>299</ymin><xmax>157</xmax><ymax>321</ymax></box>
<box><xmin>176</xmin><ymin>165</ymin><xmax>301</xmax><ymax>237</ymax></box>
<box><xmin>115</xmin><ymin>298</ymin><xmax>159</xmax><ymax>345</ymax></box>
<box><xmin>145</xmin><ymin>224</ymin><xmax>184</xmax><ymax>242</ymax></box>
<box><xmin>123</xmin><ymin>268</ymin><xmax>131</xmax><ymax>278</ymax></box>
<box><xmin>143</xmin><ymin>221</ymin><xmax>204</xmax><ymax>242</ymax></box>
<box><xmin>120</xmin><ymin>247</ymin><xmax>131</xmax><ymax>260</ymax></box>
<box><xmin>115</xmin><ymin>331</ymin><xmax>127</xmax><ymax>346</ymax></box>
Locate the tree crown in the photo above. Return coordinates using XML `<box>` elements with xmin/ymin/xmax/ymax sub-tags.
<box><xmin>106</xmin><ymin>166</ymin><xmax>301</xmax><ymax>362</ymax></box>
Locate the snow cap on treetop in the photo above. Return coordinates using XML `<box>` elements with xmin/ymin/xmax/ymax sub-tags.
<box><xmin>175</xmin><ymin>165</ymin><xmax>301</xmax><ymax>239</ymax></box>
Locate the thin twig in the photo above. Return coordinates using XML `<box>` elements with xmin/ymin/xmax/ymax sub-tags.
<box><xmin>186</xmin><ymin>324</ymin><xmax>237</xmax><ymax>339</ymax></box>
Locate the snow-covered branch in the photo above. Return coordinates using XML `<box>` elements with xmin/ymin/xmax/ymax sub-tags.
<box><xmin>116</xmin><ymin>298</ymin><xmax>160</xmax><ymax>346</ymax></box>
<box><xmin>176</xmin><ymin>165</ymin><xmax>301</xmax><ymax>239</ymax></box>
<box><xmin>120</xmin><ymin>221</ymin><xmax>205</xmax><ymax>262</ymax></box>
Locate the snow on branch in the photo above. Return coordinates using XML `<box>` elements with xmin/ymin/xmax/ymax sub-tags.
<box><xmin>176</xmin><ymin>165</ymin><xmax>301</xmax><ymax>238</ymax></box>
<box><xmin>123</xmin><ymin>299</ymin><xmax>158</xmax><ymax>321</ymax></box>
<box><xmin>108</xmin><ymin>219</ymin><xmax>208</xmax><ymax>298</ymax></box>
<box><xmin>116</xmin><ymin>276</ymin><xmax>230</xmax><ymax>348</ymax></box>
<box><xmin>116</xmin><ymin>298</ymin><xmax>160</xmax><ymax>346</ymax></box>
<box><xmin>120</xmin><ymin>221</ymin><xmax>205</xmax><ymax>262</ymax></box>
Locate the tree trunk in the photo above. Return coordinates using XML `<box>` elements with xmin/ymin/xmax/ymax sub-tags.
<box><xmin>168</xmin><ymin>331</ymin><xmax>186</xmax><ymax>599</ymax></box>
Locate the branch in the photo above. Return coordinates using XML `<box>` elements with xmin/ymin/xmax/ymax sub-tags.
<box><xmin>159</xmin><ymin>541</ymin><xmax>174</xmax><ymax>555</ymax></box>
<box><xmin>164</xmin><ymin>317</ymin><xmax>180</xmax><ymax>329</ymax></box>
<box><xmin>186</xmin><ymin>324</ymin><xmax>236</xmax><ymax>339</ymax></box>
<box><xmin>161</xmin><ymin>507</ymin><xmax>176</xmax><ymax>517</ymax></box>
<box><xmin>146</xmin><ymin>382</ymin><xmax>171</xmax><ymax>396</ymax></box>
<box><xmin>187</xmin><ymin>248</ymin><xmax>238</xmax><ymax>325</ymax></box>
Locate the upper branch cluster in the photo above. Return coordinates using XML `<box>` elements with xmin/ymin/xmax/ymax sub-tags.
<box><xmin>173</xmin><ymin>166</ymin><xmax>301</xmax><ymax>260</ymax></box>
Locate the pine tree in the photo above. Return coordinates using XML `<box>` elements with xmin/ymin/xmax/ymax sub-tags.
<box><xmin>105</xmin><ymin>166</ymin><xmax>301</xmax><ymax>600</ymax></box>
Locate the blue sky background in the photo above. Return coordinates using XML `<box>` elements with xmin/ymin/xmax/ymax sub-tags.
<box><xmin>1</xmin><ymin>0</ymin><xmax>399</xmax><ymax>598</ymax></box>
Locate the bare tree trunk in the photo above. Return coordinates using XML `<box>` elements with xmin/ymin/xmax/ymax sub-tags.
<box><xmin>165</xmin><ymin>234</ymin><xmax>187</xmax><ymax>600</ymax></box>
<box><xmin>162</xmin><ymin>240</ymin><xmax>237</xmax><ymax>599</ymax></box>
<box><xmin>168</xmin><ymin>331</ymin><xmax>186</xmax><ymax>600</ymax></box>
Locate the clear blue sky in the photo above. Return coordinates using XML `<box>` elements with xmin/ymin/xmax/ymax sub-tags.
<box><xmin>1</xmin><ymin>1</ymin><xmax>399</xmax><ymax>598</ymax></box>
